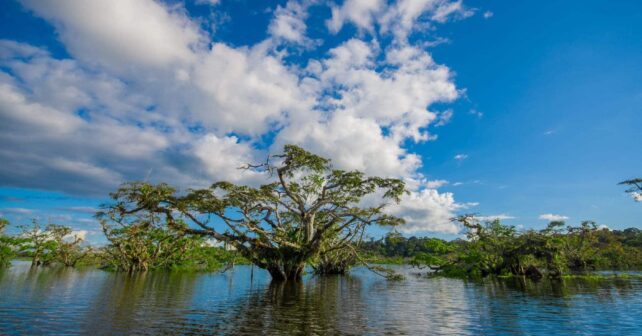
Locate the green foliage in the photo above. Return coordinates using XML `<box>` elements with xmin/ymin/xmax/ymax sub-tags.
<box><xmin>99</xmin><ymin>214</ymin><xmax>210</xmax><ymax>272</ymax></box>
<box><xmin>364</xmin><ymin>216</ymin><xmax>642</xmax><ymax>280</ymax></box>
<box><xmin>0</xmin><ymin>218</ymin><xmax>17</xmax><ymax>268</ymax></box>
<box><xmin>19</xmin><ymin>220</ymin><xmax>57</xmax><ymax>267</ymax></box>
<box><xmin>17</xmin><ymin>220</ymin><xmax>88</xmax><ymax>267</ymax></box>
<box><xmin>99</xmin><ymin>145</ymin><xmax>406</xmax><ymax>281</ymax></box>
<box><xmin>47</xmin><ymin>224</ymin><xmax>88</xmax><ymax>267</ymax></box>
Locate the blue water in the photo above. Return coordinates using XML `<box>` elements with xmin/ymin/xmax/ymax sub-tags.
<box><xmin>0</xmin><ymin>261</ymin><xmax>641</xmax><ymax>335</ymax></box>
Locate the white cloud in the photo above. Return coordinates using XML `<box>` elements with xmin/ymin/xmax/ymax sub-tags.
<box><xmin>328</xmin><ymin>0</ymin><xmax>472</xmax><ymax>41</ymax></box>
<box><xmin>430</xmin><ymin>0</ymin><xmax>473</xmax><ymax>23</ymax></box>
<box><xmin>0</xmin><ymin>0</ymin><xmax>474</xmax><ymax>233</ymax></box>
<box><xmin>20</xmin><ymin>0</ymin><xmax>205</xmax><ymax>71</ymax></box>
<box><xmin>475</xmin><ymin>214</ymin><xmax>515</xmax><ymax>221</ymax></box>
<box><xmin>327</xmin><ymin>0</ymin><xmax>385</xmax><ymax>33</ymax></box>
<box><xmin>454</xmin><ymin>154</ymin><xmax>468</xmax><ymax>161</ymax></box>
<box><xmin>379</xmin><ymin>0</ymin><xmax>473</xmax><ymax>41</ymax></box>
<box><xmin>269</xmin><ymin>0</ymin><xmax>311</xmax><ymax>44</ymax></box>
<box><xmin>195</xmin><ymin>0</ymin><xmax>221</xmax><ymax>5</ymax></box>
<box><xmin>390</xmin><ymin>188</ymin><xmax>462</xmax><ymax>234</ymax></box>
<box><xmin>539</xmin><ymin>213</ymin><xmax>569</xmax><ymax>222</ymax></box>
<box><xmin>425</xmin><ymin>179</ymin><xmax>448</xmax><ymax>188</ymax></box>
<box><xmin>483</xmin><ymin>11</ymin><xmax>493</xmax><ymax>19</ymax></box>
<box><xmin>192</xmin><ymin>134</ymin><xmax>267</xmax><ymax>185</ymax></box>
<box><xmin>276</xmin><ymin>113</ymin><xmax>424</xmax><ymax>178</ymax></box>
<box><xmin>188</xmin><ymin>43</ymin><xmax>306</xmax><ymax>136</ymax></box>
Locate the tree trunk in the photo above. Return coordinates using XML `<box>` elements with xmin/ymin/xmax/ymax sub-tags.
<box><xmin>31</xmin><ymin>252</ymin><xmax>41</xmax><ymax>267</ymax></box>
<box><xmin>268</xmin><ymin>263</ymin><xmax>304</xmax><ymax>282</ymax></box>
<box><xmin>268</xmin><ymin>264</ymin><xmax>286</xmax><ymax>281</ymax></box>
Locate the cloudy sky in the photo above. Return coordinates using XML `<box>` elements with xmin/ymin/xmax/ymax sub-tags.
<box><xmin>0</xmin><ymin>0</ymin><xmax>640</xmax><ymax>243</ymax></box>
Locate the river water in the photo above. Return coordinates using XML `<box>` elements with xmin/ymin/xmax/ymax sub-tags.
<box><xmin>0</xmin><ymin>261</ymin><xmax>641</xmax><ymax>335</ymax></box>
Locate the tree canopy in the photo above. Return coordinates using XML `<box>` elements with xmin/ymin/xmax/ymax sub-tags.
<box><xmin>99</xmin><ymin>145</ymin><xmax>406</xmax><ymax>281</ymax></box>
<box><xmin>407</xmin><ymin>215</ymin><xmax>642</xmax><ymax>279</ymax></box>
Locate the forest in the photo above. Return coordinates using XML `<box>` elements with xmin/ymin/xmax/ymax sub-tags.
<box><xmin>1</xmin><ymin>147</ymin><xmax>641</xmax><ymax>281</ymax></box>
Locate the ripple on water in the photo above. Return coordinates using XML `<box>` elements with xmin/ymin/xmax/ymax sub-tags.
<box><xmin>1</xmin><ymin>262</ymin><xmax>641</xmax><ymax>335</ymax></box>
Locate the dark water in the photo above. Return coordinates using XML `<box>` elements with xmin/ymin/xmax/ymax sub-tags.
<box><xmin>1</xmin><ymin>261</ymin><xmax>641</xmax><ymax>335</ymax></box>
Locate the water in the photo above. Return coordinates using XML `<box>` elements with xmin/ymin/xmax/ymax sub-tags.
<box><xmin>1</xmin><ymin>261</ymin><xmax>641</xmax><ymax>335</ymax></box>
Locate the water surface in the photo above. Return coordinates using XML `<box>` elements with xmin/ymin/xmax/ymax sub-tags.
<box><xmin>1</xmin><ymin>261</ymin><xmax>640</xmax><ymax>335</ymax></box>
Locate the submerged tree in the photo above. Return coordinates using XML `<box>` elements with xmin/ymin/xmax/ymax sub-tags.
<box><xmin>47</xmin><ymin>224</ymin><xmax>88</xmax><ymax>267</ymax></box>
<box><xmin>410</xmin><ymin>215</ymin><xmax>634</xmax><ymax>279</ymax></box>
<box><xmin>19</xmin><ymin>221</ymin><xmax>88</xmax><ymax>267</ymax></box>
<box><xmin>99</xmin><ymin>145</ymin><xmax>406</xmax><ymax>281</ymax></box>
<box><xmin>20</xmin><ymin>220</ymin><xmax>55</xmax><ymax>267</ymax></box>
<box><xmin>619</xmin><ymin>178</ymin><xmax>642</xmax><ymax>202</ymax></box>
<box><xmin>0</xmin><ymin>218</ymin><xmax>17</xmax><ymax>268</ymax></box>
<box><xmin>100</xmin><ymin>213</ymin><xmax>208</xmax><ymax>272</ymax></box>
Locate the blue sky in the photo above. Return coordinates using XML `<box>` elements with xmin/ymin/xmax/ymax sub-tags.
<box><xmin>0</xmin><ymin>0</ymin><xmax>640</xmax><ymax>243</ymax></box>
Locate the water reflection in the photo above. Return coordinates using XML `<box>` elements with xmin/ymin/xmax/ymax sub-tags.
<box><xmin>1</xmin><ymin>262</ymin><xmax>641</xmax><ymax>335</ymax></box>
<box><xmin>82</xmin><ymin>272</ymin><xmax>200</xmax><ymax>334</ymax></box>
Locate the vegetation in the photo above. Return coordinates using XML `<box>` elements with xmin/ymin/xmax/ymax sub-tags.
<box><xmin>98</xmin><ymin>145</ymin><xmax>405</xmax><ymax>281</ymax></box>
<box><xmin>0</xmin><ymin>218</ymin><xmax>16</xmax><ymax>267</ymax></box>
<box><xmin>1</xmin><ymin>158</ymin><xmax>640</xmax><ymax>285</ymax></box>
<box><xmin>17</xmin><ymin>220</ymin><xmax>90</xmax><ymax>267</ymax></box>
<box><xmin>100</xmin><ymin>214</ymin><xmax>238</xmax><ymax>272</ymax></box>
<box><xmin>360</xmin><ymin>216</ymin><xmax>642</xmax><ymax>279</ymax></box>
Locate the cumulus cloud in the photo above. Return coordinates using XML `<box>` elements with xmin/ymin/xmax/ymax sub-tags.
<box><xmin>539</xmin><ymin>213</ymin><xmax>569</xmax><ymax>222</ymax></box>
<box><xmin>389</xmin><ymin>188</ymin><xmax>462</xmax><ymax>234</ymax></box>
<box><xmin>328</xmin><ymin>0</ymin><xmax>473</xmax><ymax>41</ymax></box>
<box><xmin>379</xmin><ymin>0</ymin><xmax>473</xmax><ymax>41</ymax></box>
<box><xmin>275</xmin><ymin>40</ymin><xmax>457</xmax><ymax>180</ymax></box>
<box><xmin>269</xmin><ymin>0</ymin><xmax>311</xmax><ymax>44</ymax></box>
<box><xmin>192</xmin><ymin>134</ymin><xmax>268</xmax><ymax>185</ymax></box>
<box><xmin>20</xmin><ymin>0</ymin><xmax>205</xmax><ymax>71</ymax></box>
<box><xmin>425</xmin><ymin>179</ymin><xmax>448</xmax><ymax>188</ymax></box>
<box><xmin>327</xmin><ymin>0</ymin><xmax>385</xmax><ymax>33</ymax></box>
<box><xmin>0</xmin><ymin>0</ymin><xmax>474</xmax><ymax>233</ymax></box>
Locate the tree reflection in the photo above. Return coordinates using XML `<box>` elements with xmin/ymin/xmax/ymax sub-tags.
<box><xmin>82</xmin><ymin>271</ymin><xmax>199</xmax><ymax>334</ymax></box>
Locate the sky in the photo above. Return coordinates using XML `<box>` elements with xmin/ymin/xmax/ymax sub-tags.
<box><xmin>0</xmin><ymin>0</ymin><xmax>640</xmax><ymax>244</ymax></box>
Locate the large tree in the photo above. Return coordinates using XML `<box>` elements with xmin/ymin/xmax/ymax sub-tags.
<box><xmin>99</xmin><ymin>145</ymin><xmax>406</xmax><ymax>281</ymax></box>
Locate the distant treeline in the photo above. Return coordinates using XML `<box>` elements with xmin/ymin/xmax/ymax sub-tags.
<box><xmin>3</xmin><ymin>215</ymin><xmax>642</xmax><ymax>281</ymax></box>
<box><xmin>1</xmin><ymin>173</ymin><xmax>640</xmax><ymax>281</ymax></box>
<box><xmin>360</xmin><ymin>218</ymin><xmax>642</xmax><ymax>279</ymax></box>
<box><xmin>0</xmin><ymin>217</ymin><xmax>241</xmax><ymax>272</ymax></box>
